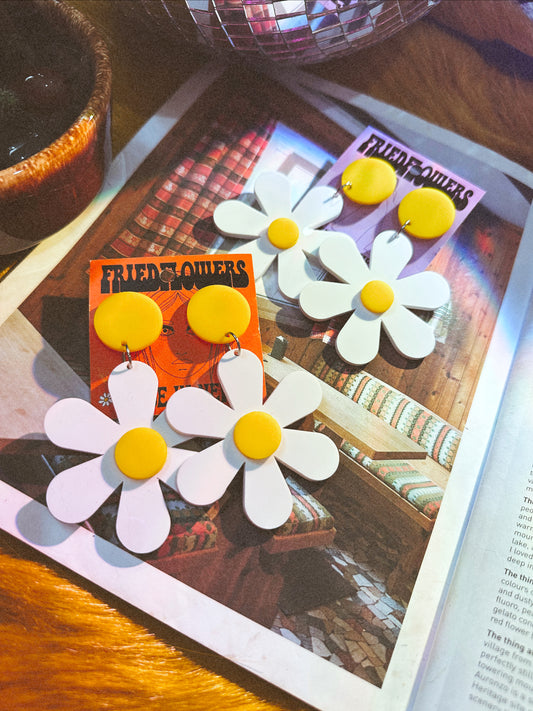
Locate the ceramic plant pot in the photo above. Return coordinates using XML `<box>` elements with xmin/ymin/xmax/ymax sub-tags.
<box><xmin>0</xmin><ymin>0</ymin><xmax>112</xmax><ymax>254</ymax></box>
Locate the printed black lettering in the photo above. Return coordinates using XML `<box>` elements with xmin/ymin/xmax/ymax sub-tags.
<box><xmin>357</xmin><ymin>133</ymin><xmax>385</xmax><ymax>155</ymax></box>
<box><xmin>100</xmin><ymin>265</ymin><xmax>114</xmax><ymax>294</ymax></box>
<box><xmin>99</xmin><ymin>258</ymin><xmax>252</xmax><ymax>294</ymax></box>
<box><xmin>112</xmin><ymin>264</ymin><xmax>125</xmax><ymax>292</ymax></box>
<box><xmin>400</xmin><ymin>156</ymin><xmax>423</xmax><ymax>180</ymax></box>
<box><xmin>235</xmin><ymin>259</ymin><xmax>250</xmax><ymax>287</ymax></box>
<box><xmin>145</xmin><ymin>263</ymin><xmax>161</xmax><ymax>290</ymax></box>
<box><xmin>181</xmin><ymin>261</ymin><xmax>195</xmax><ymax>290</ymax></box>
<box><xmin>157</xmin><ymin>386</ymin><xmax>168</xmax><ymax>408</ymax></box>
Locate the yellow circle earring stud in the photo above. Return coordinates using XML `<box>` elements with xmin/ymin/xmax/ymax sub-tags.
<box><xmin>186</xmin><ymin>284</ymin><xmax>251</xmax><ymax>346</ymax></box>
<box><xmin>94</xmin><ymin>291</ymin><xmax>163</xmax><ymax>358</ymax></box>
<box><xmin>397</xmin><ymin>187</ymin><xmax>456</xmax><ymax>240</ymax></box>
<box><xmin>341</xmin><ymin>157</ymin><xmax>397</xmax><ymax>205</ymax></box>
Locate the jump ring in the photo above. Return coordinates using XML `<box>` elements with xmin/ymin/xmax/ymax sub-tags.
<box><xmin>337</xmin><ymin>180</ymin><xmax>352</xmax><ymax>195</ymax></box>
<box><xmin>390</xmin><ymin>219</ymin><xmax>411</xmax><ymax>240</ymax></box>
<box><xmin>122</xmin><ymin>343</ymin><xmax>133</xmax><ymax>369</ymax></box>
<box><xmin>226</xmin><ymin>331</ymin><xmax>241</xmax><ymax>357</ymax></box>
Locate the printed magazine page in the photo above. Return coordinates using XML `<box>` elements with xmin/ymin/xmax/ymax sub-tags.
<box><xmin>286</xmin><ymin>70</ymin><xmax>533</xmax><ymax>708</ymax></box>
<box><xmin>412</xmin><ymin>284</ymin><xmax>533</xmax><ymax>711</ymax></box>
<box><xmin>0</xmin><ymin>63</ymin><xmax>532</xmax><ymax>711</ymax></box>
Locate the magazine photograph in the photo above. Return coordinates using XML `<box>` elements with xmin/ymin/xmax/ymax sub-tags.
<box><xmin>1</xmin><ymin>2</ymin><xmax>533</xmax><ymax>711</ymax></box>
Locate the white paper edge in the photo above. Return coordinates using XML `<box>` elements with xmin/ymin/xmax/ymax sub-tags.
<box><xmin>398</xmin><ymin>205</ymin><xmax>533</xmax><ymax>709</ymax></box>
<box><xmin>410</xmin><ymin>265</ymin><xmax>533</xmax><ymax>711</ymax></box>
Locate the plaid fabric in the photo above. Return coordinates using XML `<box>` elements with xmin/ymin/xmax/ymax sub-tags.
<box><xmin>101</xmin><ymin>101</ymin><xmax>275</xmax><ymax>259</ymax></box>
<box><xmin>341</xmin><ymin>444</ymin><xmax>443</xmax><ymax>520</ymax></box>
<box><xmin>275</xmin><ymin>476</ymin><xmax>335</xmax><ymax>537</ymax></box>
<box><xmin>311</xmin><ymin>354</ymin><xmax>461</xmax><ymax>471</ymax></box>
<box><xmin>89</xmin><ymin>488</ymin><xmax>217</xmax><ymax>556</ymax></box>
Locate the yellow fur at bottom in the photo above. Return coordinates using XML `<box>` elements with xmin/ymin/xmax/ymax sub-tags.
<box><xmin>0</xmin><ymin>544</ymin><xmax>302</xmax><ymax>710</ymax></box>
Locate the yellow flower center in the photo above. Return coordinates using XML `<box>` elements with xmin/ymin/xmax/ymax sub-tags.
<box><xmin>360</xmin><ymin>279</ymin><xmax>394</xmax><ymax>314</ymax></box>
<box><xmin>267</xmin><ymin>217</ymin><xmax>299</xmax><ymax>250</ymax></box>
<box><xmin>233</xmin><ymin>411</ymin><xmax>282</xmax><ymax>460</ymax></box>
<box><xmin>114</xmin><ymin>427</ymin><xmax>167</xmax><ymax>480</ymax></box>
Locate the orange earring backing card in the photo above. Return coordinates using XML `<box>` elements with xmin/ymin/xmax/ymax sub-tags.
<box><xmin>88</xmin><ymin>253</ymin><xmax>264</xmax><ymax>418</ymax></box>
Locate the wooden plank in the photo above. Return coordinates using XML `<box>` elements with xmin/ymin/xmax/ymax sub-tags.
<box><xmin>451</xmin><ymin>221</ymin><xmax>522</xmax><ymax>427</ymax></box>
<box><xmin>262</xmin><ymin>350</ymin><xmax>427</xmax><ymax>462</ymax></box>
<box><xmin>449</xmin><ymin>303</ymin><xmax>494</xmax><ymax>428</ymax></box>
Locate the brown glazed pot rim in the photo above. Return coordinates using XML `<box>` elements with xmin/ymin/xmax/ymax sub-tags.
<box><xmin>0</xmin><ymin>0</ymin><xmax>112</xmax><ymax>198</ymax></box>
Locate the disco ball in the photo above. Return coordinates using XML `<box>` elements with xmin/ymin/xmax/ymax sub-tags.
<box><xmin>134</xmin><ymin>1</ymin><xmax>440</xmax><ymax>65</ymax></box>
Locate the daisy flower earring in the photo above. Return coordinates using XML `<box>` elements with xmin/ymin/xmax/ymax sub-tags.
<box><xmin>45</xmin><ymin>360</ymin><xmax>194</xmax><ymax>554</ymax></box>
<box><xmin>166</xmin><ymin>348</ymin><xmax>339</xmax><ymax>530</ymax></box>
<box><xmin>299</xmin><ymin>230</ymin><xmax>451</xmax><ymax>365</ymax></box>
<box><xmin>213</xmin><ymin>171</ymin><xmax>345</xmax><ymax>301</ymax></box>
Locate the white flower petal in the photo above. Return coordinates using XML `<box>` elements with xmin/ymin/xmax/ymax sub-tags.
<box><xmin>277</xmin><ymin>247</ymin><xmax>316</xmax><ymax>301</ymax></box>
<box><xmin>177</xmin><ymin>439</ymin><xmax>242</xmax><ymax>506</ymax></box>
<box><xmin>108</xmin><ymin>361</ymin><xmax>158</xmax><ymax>429</ymax></box>
<box><xmin>382</xmin><ymin>305</ymin><xmax>437</xmax><ymax>359</ymax></box>
<box><xmin>370</xmin><ymin>230</ymin><xmax>413</xmax><ymax>280</ymax></box>
<box><xmin>254</xmin><ymin>171</ymin><xmax>292</xmax><ymax>218</ymax></box>
<box><xmin>299</xmin><ymin>281</ymin><xmax>358</xmax><ymax>321</ymax></box>
<box><xmin>116</xmin><ymin>477</ymin><xmax>170</xmax><ymax>554</ymax></box>
<box><xmin>230</xmin><ymin>235</ymin><xmax>277</xmax><ymax>278</ymax></box>
<box><xmin>336</xmin><ymin>310</ymin><xmax>382</xmax><ymax>365</ymax></box>
<box><xmin>166</xmin><ymin>386</ymin><xmax>237</xmax><ymax>438</ymax></box>
<box><xmin>292</xmin><ymin>185</ymin><xmax>343</xmax><ymax>230</ymax></box>
<box><xmin>394</xmin><ymin>271</ymin><xmax>451</xmax><ymax>310</ymax></box>
<box><xmin>152</xmin><ymin>410</ymin><xmax>191</xmax><ymax>447</ymax></box>
<box><xmin>276</xmin><ymin>429</ymin><xmax>339</xmax><ymax>481</ymax></box>
<box><xmin>243</xmin><ymin>458</ymin><xmax>293</xmax><ymax>529</ymax></box>
<box><xmin>214</xmin><ymin>199</ymin><xmax>270</xmax><ymax>238</ymax></box>
<box><xmin>264</xmin><ymin>371</ymin><xmax>322</xmax><ymax>426</ymax></box>
<box><xmin>45</xmin><ymin>398</ymin><xmax>121</xmax><ymax>454</ymax></box>
<box><xmin>156</xmin><ymin>446</ymin><xmax>197</xmax><ymax>487</ymax></box>
<box><xmin>217</xmin><ymin>348</ymin><xmax>264</xmax><ymax>414</ymax></box>
<box><xmin>319</xmin><ymin>233</ymin><xmax>369</xmax><ymax>285</ymax></box>
<box><xmin>46</xmin><ymin>453</ymin><xmax>122</xmax><ymax>523</ymax></box>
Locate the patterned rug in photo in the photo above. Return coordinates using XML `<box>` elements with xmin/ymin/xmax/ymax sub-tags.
<box><xmin>270</xmin><ymin>500</ymin><xmax>408</xmax><ymax>688</ymax></box>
